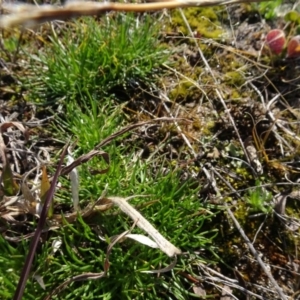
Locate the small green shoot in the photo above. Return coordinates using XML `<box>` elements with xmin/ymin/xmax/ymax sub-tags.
<box><xmin>1</xmin><ymin>154</ymin><xmax>19</xmax><ymax>196</ymax></box>
<box><xmin>40</xmin><ymin>166</ymin><xmax>52</xmax><ymax>218</ymax></box>
<box><xmin>256</xmin><ymin>0</ymin><xmax>283</xmax><ymax>20</ymax></box>
<box><xmin>246</xmin><ymin>180</ymin><xmax>272</xmax><ymax>214</ymax></box>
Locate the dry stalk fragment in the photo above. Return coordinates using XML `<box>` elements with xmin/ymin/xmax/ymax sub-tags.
<box><xmin>0</xmin><ymin>0</ymin><xmax>269</xmax><ymax>28</ymax></box>
<box><xmin>107</xmin><ymin>196</ymin><xmax>182</xmax><ymax>257</ymax></box>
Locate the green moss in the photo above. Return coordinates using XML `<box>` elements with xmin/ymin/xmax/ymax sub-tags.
<box><xmin>202</xmin><ymin>120</ymin><xmax>216</xmax><ymax>135</ymax></box>
<box><xmin>192</xmin><ymin>119</ymin><xmax>201</xmax><ymax>130</ymax></box>
<box><xmin>234</xmin><ymin>204</ymin><xmax>248</xmax><ymax>226</ymax></box>
<box><xmin>231</xmin><ymin>90</ymin><xmax>242</xmax><ymax>100</ymax></box>
<box><xmin>236</xmin><ymin>167</ymin><xmax>250</xmax><ymax>179</ymax></box>
<box><xmin>171</xmin><ymin>7</ymin><xmax>224</xmax><ymax>39</ymax></box>
<box><xmin>224</xmin><ymin>71</ymin><xmax>245</xmax><ymax>86</ymax></box>
<box><xmin>223</xmin><ymin>71</ymin><xmax>245</xmax><ymax>88</ymax></box>
<box><xmin>169</xmin><ymin>80</ymin><xmax>202</xmax><ymax>102</ymax></box>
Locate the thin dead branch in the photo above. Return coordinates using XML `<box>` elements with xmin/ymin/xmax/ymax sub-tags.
<box><xmin>0</xmin><ymin>0</ymin><xmax>269</xmax><ymax>28</ymax></box>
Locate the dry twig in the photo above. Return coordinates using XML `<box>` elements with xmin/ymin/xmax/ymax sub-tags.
<box><xmin>0</xmin><ymin>0</ymin><xmax>269</xmax><ymax>28</ymax></box>
<box><xmin>108</xmin><ymin>196</ymin><xmax>182</xmax><ymax>257</ymax></box>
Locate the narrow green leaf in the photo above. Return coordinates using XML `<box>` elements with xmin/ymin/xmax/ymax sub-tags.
<box><xmin>2</xmin><ymin>159</ymin><xmax>19</xmax><ymax>196</ymax></box>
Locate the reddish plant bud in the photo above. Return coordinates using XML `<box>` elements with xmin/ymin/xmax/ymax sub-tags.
<box><xmin>266</xmin><ymin>29</ymin><xmax>286</xmax><ymax>55</ymax></box>
<box><xmin>287</xmin><ymin>35</ymin><xmax>300</xmax><ymax>58</ymax></box>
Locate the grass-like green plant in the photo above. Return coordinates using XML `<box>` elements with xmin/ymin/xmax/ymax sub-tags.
<box><xmin>2</xmin><ymin>137</ymin><xmax>218</xmax><ymax>299</ymax></box>
<box><xmin>0</xmin><ymin>89</ymin><xmax>219</xmax><ymax>299</ymax></box>
<box><xmin>26</xmin><ymin>13</ymin><xmax>168</xmax><ymax>104</ymax></box>
<box><xmin>0</xmin><ymin>11</ymin><xmax>221</xmax><ymax>300</ymax></box>
<box><xmin>29</xmin><ymin>170</ymin><xmax>217</xmax><ymax>299</ymax></box>
<box><xmin>52</xmin><ymin>97</ymin><xmax>219</xmax><ymax>299</ymax></box>
<box><xmin>255</xmin><ymin>0</ymin><xmax>283</xmax><ymax>20</ymax></box>
<box><xmin>0</xmin><ymin>235</ymin><xmax>24</xmax><ymax>299</ymax></box>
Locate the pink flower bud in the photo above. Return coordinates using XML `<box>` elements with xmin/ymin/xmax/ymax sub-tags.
<box><xmin>266</xmin><ymin>29</ymin><xmax>286</xmax><ymax>55</ymax></box>
<box><xmin>287</xmin><ymin>35</ymin><xmax>300</xmax><ymax>58</ymax></box>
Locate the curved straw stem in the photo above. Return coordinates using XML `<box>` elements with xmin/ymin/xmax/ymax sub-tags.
<box><xmin>0</xmin><ymin>0</ymin><xmax>267</xmax><ymax>28</ymax></box>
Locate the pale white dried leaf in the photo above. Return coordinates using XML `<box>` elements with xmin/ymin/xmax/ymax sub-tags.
<box><xmin>125</xmin><ymin>234</ymin><xmax>159</xmax><ymax>248</ymax></box>
<box><xmin>67</xmin><ymin>154</ymin><xmax>80</xmax><ymax>211</ymax></box>
<box><xmin>3</xmin><ymin>195</ymin><xmax>19</xmax><ymax>207</ymax></box>
<box><xmin>51</xmin><ymin>237</ymin><xmax>62</xmax><ymax>256</ymax></box>
<box><xmin>193</xmin><ymin>286</ymin><xmax>206</xmax><ymax>297</ymax></box>
<box><xmin>0</xmin><ymin>213</ymin><xmax>18</xmax><ymax>221</ymax></box>
<box><xmin>36</xmin><ymin>202</ymin><xmax>43</xmax><ymax>216</ymax></box>
<box><xmin>33</xmin><ymin>274</ymin><xmax>46</xmax><ymax>290</ymax></box>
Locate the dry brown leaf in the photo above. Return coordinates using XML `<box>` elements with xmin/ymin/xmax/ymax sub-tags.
<box><xmin>221</xmin><ymin>285</ymin><xmax>234</xmax><ymax>300</ymax></box>
<box><xmin>192</xmin><ymin>286</ymin><xmax>206</xmax><ymax>297</ymax></box>
<box><xmin>21</xmin><ymin>182</ymin><xmax>37</xmax><ymax>215</ymax></box>
<box><xmin>0</xmin><ymin>121</ymin><xmax>26</xmax><ymax>134</ymax></box>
